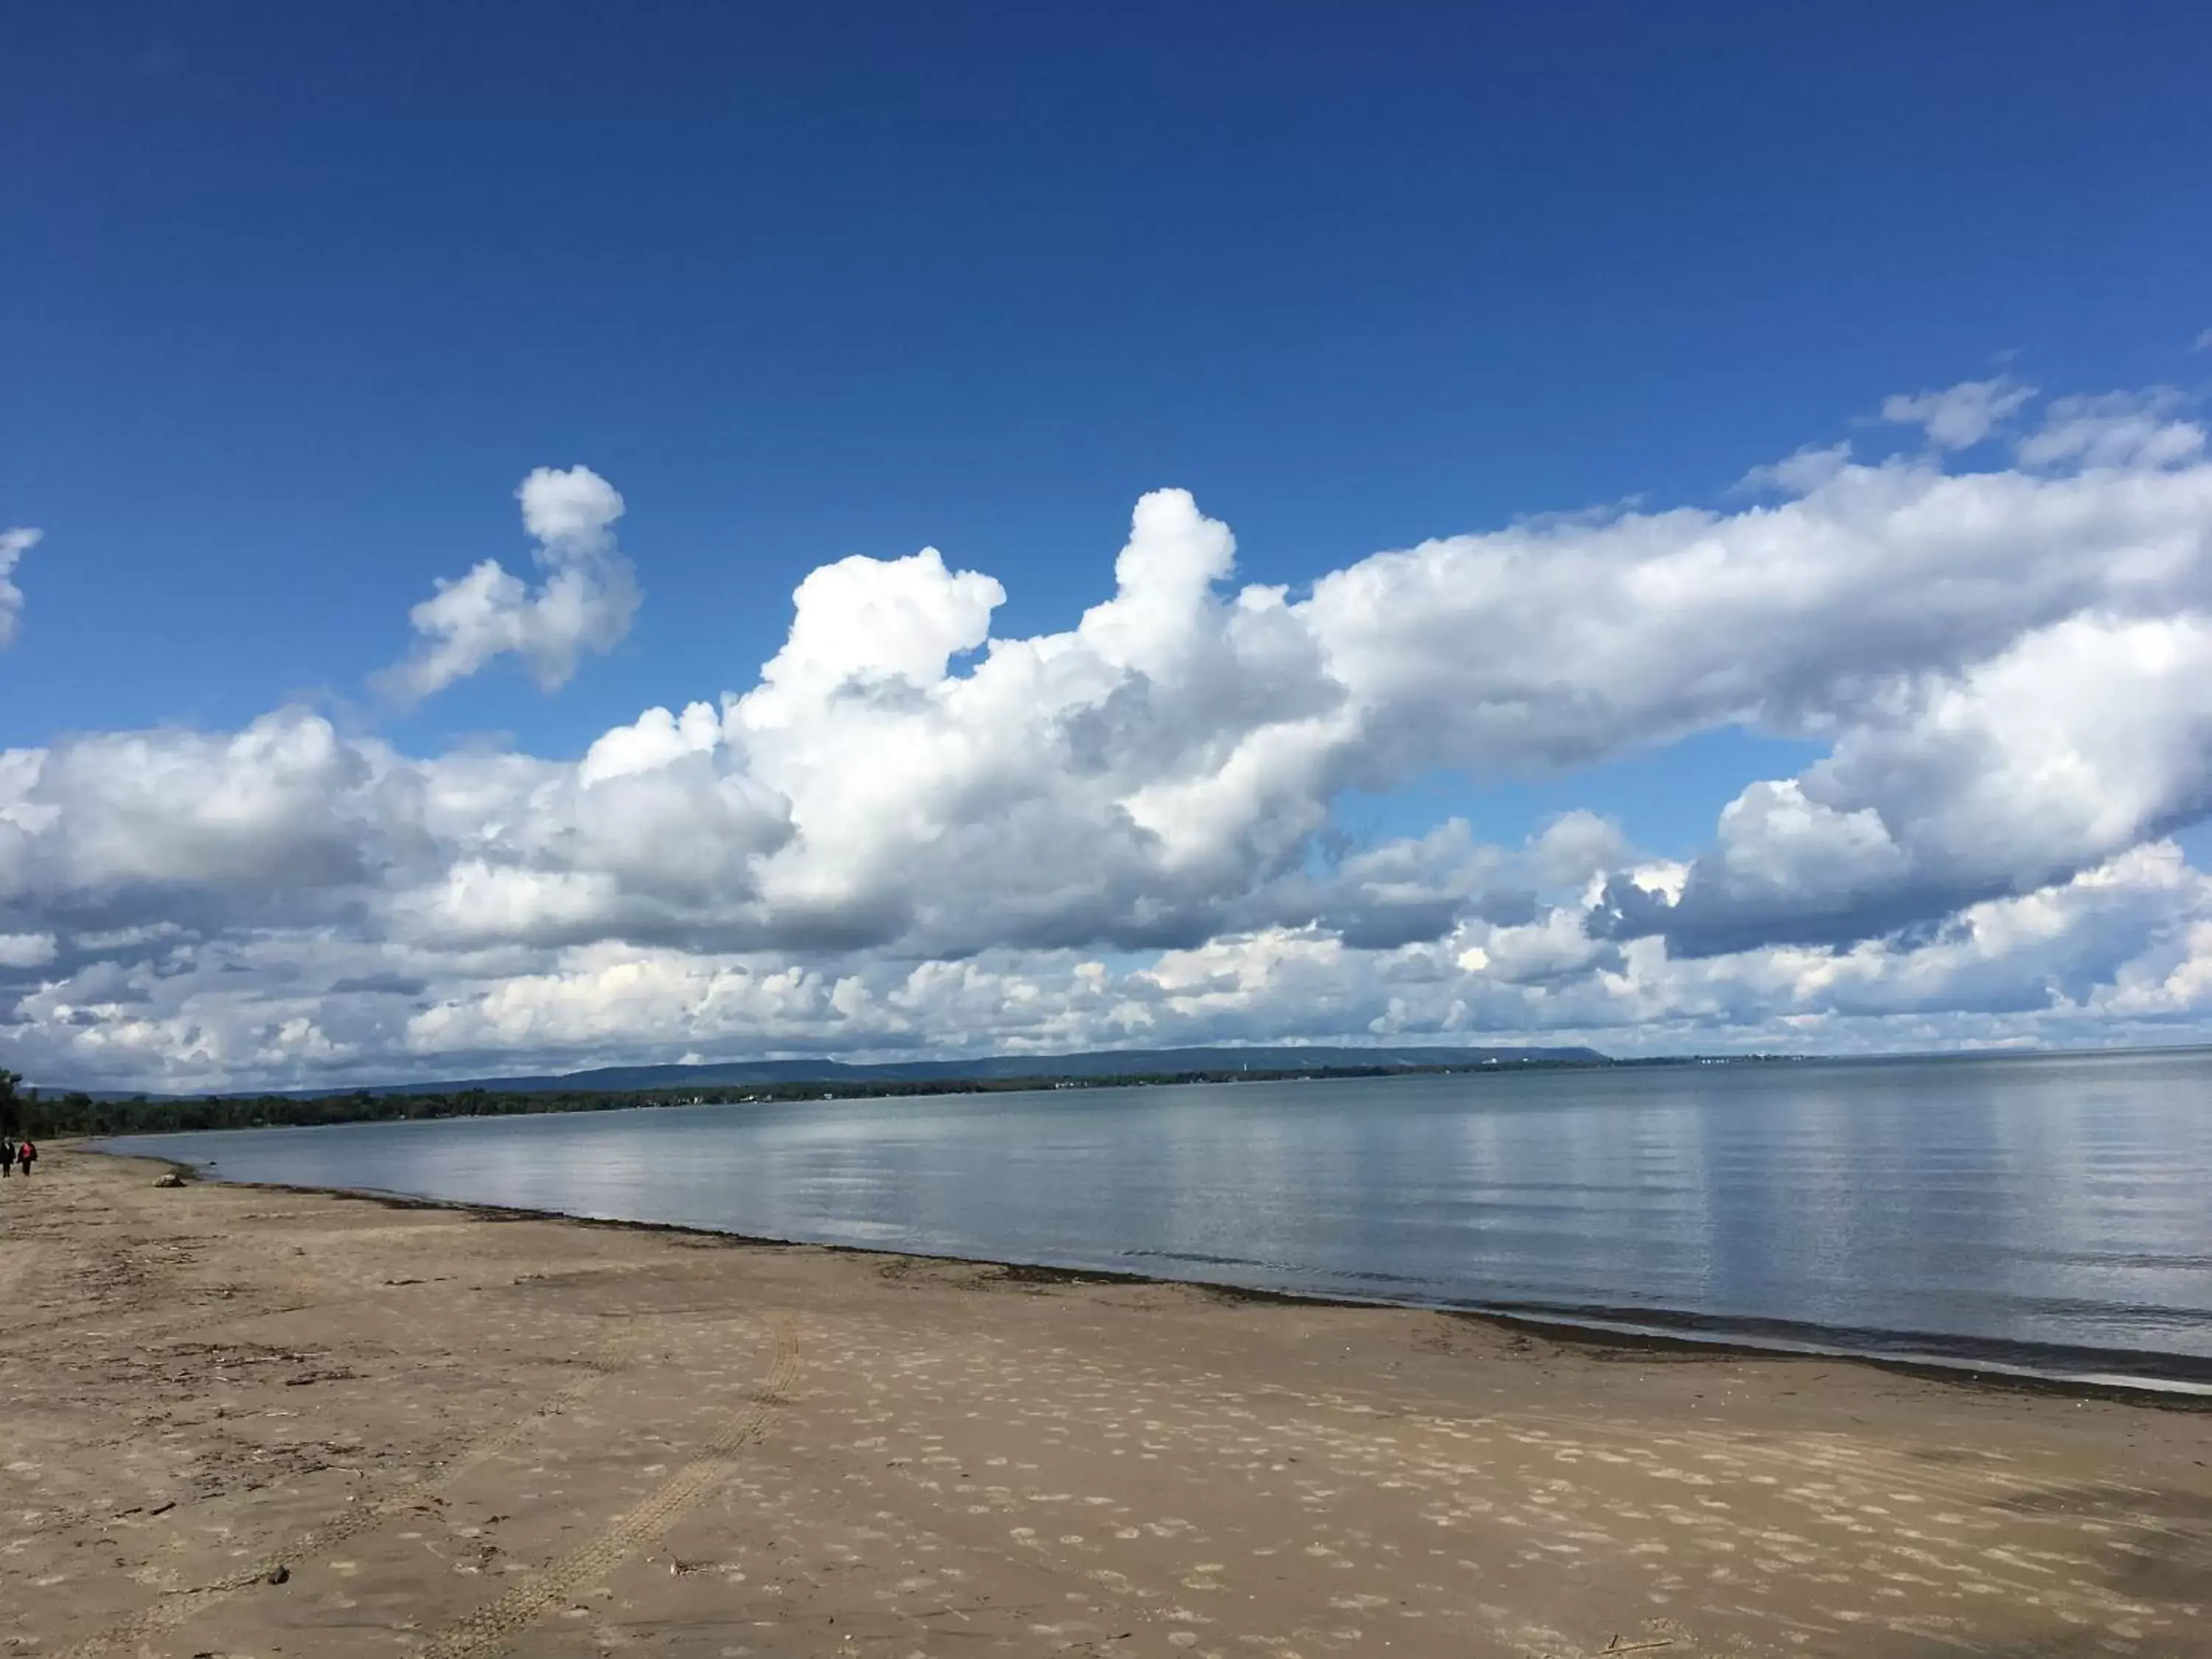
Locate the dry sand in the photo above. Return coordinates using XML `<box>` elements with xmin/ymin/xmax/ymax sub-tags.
<box><xmin>1</xmin><ymin>1147</ymin><xmax>2208</xmax><ymax>1659</ymax></box>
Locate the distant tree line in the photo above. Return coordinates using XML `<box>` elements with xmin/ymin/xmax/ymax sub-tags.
<box><xmin>0</xmin><ymin>1054</ymin><xmax>1774</xmax><ymax>1139</ymax></box>
<box><xmin>2</xmin><ymin>1050</ymin><xmax>1819</xmax><ymax>1141</ymax></box>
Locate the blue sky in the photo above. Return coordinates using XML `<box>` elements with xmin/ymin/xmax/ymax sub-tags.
<box><xmin>4</xmin><ymin>3</ymin><xmax>2212</xmax><ymax>1086</ymax></box>
<box><xmin>10</xmin><ymin>1</ymin><xmax>2207</xmax><ymax>752</ymax></box>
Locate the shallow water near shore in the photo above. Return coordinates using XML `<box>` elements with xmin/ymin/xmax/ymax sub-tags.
<box><xmin>101</xmin><ymin>1048</ymin><xmax>2212</xmax><ymax>1385</ymax></box>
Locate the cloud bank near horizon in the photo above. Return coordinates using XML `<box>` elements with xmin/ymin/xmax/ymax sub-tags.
<box><xmin>5</xmin><ymin>381</ymin><xmax>2212</xmax><ymax>1090</ymax></box>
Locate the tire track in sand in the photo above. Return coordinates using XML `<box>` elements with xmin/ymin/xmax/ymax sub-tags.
<box><xmin>410</xmin><ymin>1312</ymin><xmax>803</xmax><ymax>1659</ymax></box>
<box><xmin>50</xmin><ymin>1349</ymin><xmax>628</xmax><ymax>1659</ymax></box>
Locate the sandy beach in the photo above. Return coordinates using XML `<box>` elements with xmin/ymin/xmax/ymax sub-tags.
<box><xmin>1</xmin><ymin>1149</ymin><xmax>2206</xmax><ymax>1658</ymax></box>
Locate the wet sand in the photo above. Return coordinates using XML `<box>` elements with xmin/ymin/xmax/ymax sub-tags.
<box><xmin>3</xmin><ymin>1148</ymin><xmax>2208</xmax><ymax>1658</ymax></box>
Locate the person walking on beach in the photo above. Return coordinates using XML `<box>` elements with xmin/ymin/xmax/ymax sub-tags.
<box><xmin>15</xmin><ymin>1141</ymin><xmax>33</xmax><ymax>1178</ymax></box>
<box><xmin>0</xmin><ymin>1140</ymin><xmax>13</xmax><ymax>1177</ymax></box>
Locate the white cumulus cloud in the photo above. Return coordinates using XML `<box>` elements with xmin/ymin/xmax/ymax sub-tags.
<box><xmin>1881</xmin><ymin>376</ymin><xmax>2037</xmax><ymax>450</ymax></box>
<box><xmin>1598</xmin><ymin>613</ymin><xmax>2212</xmax><ymax>956</ymax></box>
<box><xmin>1735</xmin><ymin>441</ymin><xmax>1853</xmax><ymax>496</ymax></box>
<box><xmin>0</xmin><ymin>527</ymin><xmax>41</xmax><ymax>648</ymax></box>
<box><xmin>7</xmin><ymin>380</ymin><xmax>2212</xmax><ymax>1089</ymax></box>
<box><xmin>378</xmin><ymin>466</ymin><xmax>638</xmax><ymax>702</ymax></box>
<box><xmin>2017</xmin><ymin>389</ymin><xmax>2205</xmax><ymax>470</ymax></box>
<box><xmin>0</xmin><ymin>932</ymin><xmax>55</xmax><ymax>970</ymax></box>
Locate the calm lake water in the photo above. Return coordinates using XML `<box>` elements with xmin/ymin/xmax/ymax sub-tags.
<box><xmin>102</xmin><ymin>1049</ymin><xmax>2212</xmax><ymax>1387</ymax></box>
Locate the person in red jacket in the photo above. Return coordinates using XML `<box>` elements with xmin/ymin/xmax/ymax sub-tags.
<box><xmin>15</xmin><ymin>1141</ymin><xmax>34</xmax><ymax>1177</ymax></box>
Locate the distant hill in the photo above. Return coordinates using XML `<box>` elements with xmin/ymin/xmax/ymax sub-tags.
<box><xmin>351</xmin><ymin>1043</ymin><xmax>1610</xmax><ymax>1097</ymax></box>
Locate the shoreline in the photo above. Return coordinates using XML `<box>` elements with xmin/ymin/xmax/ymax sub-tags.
<box><xmin>10</xmin><ymin>1145</ymin><xmax>2211</xmax><ymax>1657</ymax></box>
<box><xmin>100</xmin><ymin>1143</ymin><xmax>2212</xmax><ymax>1406</ymax></box>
